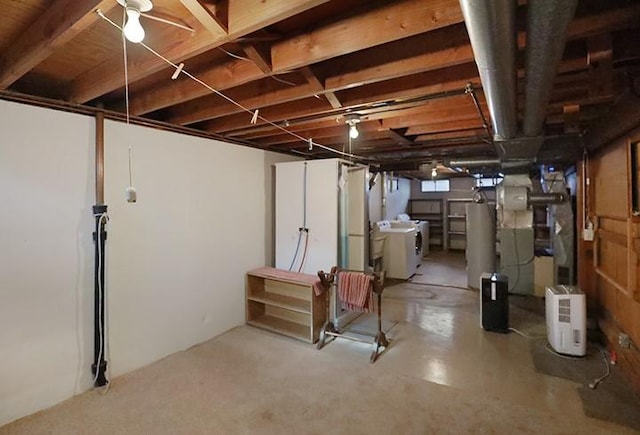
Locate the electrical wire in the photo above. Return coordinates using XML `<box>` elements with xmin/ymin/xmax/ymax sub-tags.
<box><xmin>120</xmin><ymin>6</ymin><xmax>134</xmax><ymax>190</ymax></box>
<box><xmin>288</xmin><ymin>163</ymin><xmax>309</xmax><ymax>272</ymax></box>
<box><xmin>589</xmin><ymin>347</ymin><xmax>611</xmax><ymax>390</ymax></box>
<box><xmin>288</xmin><ymin>231</ymin><xmax>303</xmax><ymax>272</ymax></box>
<box><xmin>508</xmin><ymin>327</ymin><xmax>545</xmax><ymax>339</ymax></box>
<box><xmin>544</xmin><ymin>342</ymin><xmax>584</xmax><ymax>360</ymax></box>
<box><xmin>96</xmin><ymin>10</ymin><xmax>372</xmax><ymax>162</ymax></box>
<box><xmin>269</xmin><ymin>75</ymin><xmax>297</xmax><ymax>87</ymax></box>
<box><xmin>297</xmin><ymin>231</ymin><xmax>310</xmax><ymax>273</ymax></box>
<box><xmin>406</xmin><ymin>281</ymin><xmax>472</xmax><ymax>292</ymax></box>
<box><xmin>543</xmin><ymin>342</ymin><xmax>611</xmax><ymax>389</ymax></box>
<box><xmin>217</xmin><ymin>47</ymin><xmax>253</xmax><ymax>62</ymax></box>
<box><xmin>302</xmin><ymin>162</ymin><xmax>307</xmax><ymax>229</ymax></box>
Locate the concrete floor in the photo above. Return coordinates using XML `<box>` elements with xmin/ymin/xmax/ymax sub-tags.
<box><xmin>1</xmin><ymin>252</ymin><xmax>635</xmax><ymax>434</ymax></box>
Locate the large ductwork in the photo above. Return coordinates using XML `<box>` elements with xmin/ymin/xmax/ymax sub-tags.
<box><xmin>459</xmin><ymin>0</ymin><xmax>517</xmax><ymax>140</ymax></box>
<box><xmin>523</xmin><ymin>0</ymin><xmax>579</xmax><ymax>137</ymax></box>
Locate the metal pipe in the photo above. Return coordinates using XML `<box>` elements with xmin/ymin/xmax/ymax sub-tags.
<box><xmin>446</xmin><ymin>158</ymin><xmax>501</xmax><ymax>168</ymax></box>
<box><xmin>459</xmin><ymin>0</ymin><xmax>517</xmax><ymax>140</ymax></box>
<box><xmin>528</xmin><ymin>192</ymin><xmax>567</xmax><ymax>206</ymax></box>
<box><xmin>523</xmin><ymin>0</ymin><xmax>578</xmax><ymax>136</ymax></box>
<box><xmin>465</xmin><ymin>83</ymin><xmax>492</xmax><ymax>141</ymax></box>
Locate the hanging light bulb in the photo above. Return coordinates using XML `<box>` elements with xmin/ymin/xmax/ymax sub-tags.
<box><xmin>349</xmin><ymin>123</ymin><xmax>359</xmax><ymax>139</ymax></box>
<box><xmin>431</xmin><ymin>167</ymin><xmax>438</xmax><ymax>178</ymax></box>
<box><xmin>346</xmin><ymin>116</ymin><xmax>361</xmax><ymax>139</ymax></box>
<box><xmin>123</xmin><ymin>7</ymin><xmax>145</xmax><ymax>43</ymax></box>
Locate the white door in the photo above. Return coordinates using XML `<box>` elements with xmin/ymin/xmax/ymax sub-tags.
<box><xmin>347</xmin><ymin>166</ymin><xmax>369</xmax><ymax>271</ymax></box>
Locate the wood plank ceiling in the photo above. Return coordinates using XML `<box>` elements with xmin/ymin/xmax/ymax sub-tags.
<box><xmin>1</xmin><ymin>0</ymin><xmax>639</xmax><ymax>177</ymax></box>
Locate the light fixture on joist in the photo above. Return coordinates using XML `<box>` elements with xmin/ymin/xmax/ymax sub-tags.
<box><xmin>345</xmin><ymin>114</ymin><xmax>361</xmax><ymax>139</ymax></box>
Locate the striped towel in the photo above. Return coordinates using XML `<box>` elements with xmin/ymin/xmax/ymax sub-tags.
<box><xmin>338</xmin><ymin>271</ymin><xmax>375</xmax><ymax>313</ymax></box>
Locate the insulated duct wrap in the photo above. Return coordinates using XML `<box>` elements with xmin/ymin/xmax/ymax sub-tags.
<box><xmin>523</xmin><ymin>0</ymin><xmax>579</xmax><ymax>137</ymax></box>
<box><xmin>466</xmin><ymin>202</ymin><xmax>496</xmax><ymax>289</ymax></box>
<box><xmin>459</xmin><ymin>0</ymin><xmax>517</xmax><ymax>140</ymax></box>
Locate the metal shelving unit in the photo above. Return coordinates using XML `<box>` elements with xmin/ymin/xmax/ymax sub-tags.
<box><xmin>445</xmin><ymin>198</ymin><xmax>473</xmax><ymax>251</ymax></box>
<box><xmin>408</xmin><ymin>199</ymin><xmax>443</xmax><ymax>249</ymax></box>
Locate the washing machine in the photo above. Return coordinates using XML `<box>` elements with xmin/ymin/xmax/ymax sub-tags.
<box><xmin>374</xmin><ymin>221</ymin><xmax>419</xmax><ymax>279</ymax></box>
<box><xmin>390</xmin><ymin>214</ymin><xmax>430</xmax><ymax>258</ymax></box>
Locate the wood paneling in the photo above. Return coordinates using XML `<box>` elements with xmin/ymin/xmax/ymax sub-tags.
<box><xmin>588</xmin><ymin>128</ymin><xmax>640</xmax><ymax>392</ymax></box>
<box><xmin>593</xmin><ymin>142</ymin><xmax>628</xmax><ymax>217</ymax></box>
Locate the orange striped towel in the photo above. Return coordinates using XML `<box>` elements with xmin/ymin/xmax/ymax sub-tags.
<box><xmin>338</xmin><ymin>271</ymin><xmax>375</xmax><ymax>313</ymax></box>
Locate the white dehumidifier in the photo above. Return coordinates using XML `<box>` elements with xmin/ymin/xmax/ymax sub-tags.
<box><xmin>545</xmin><ymin>285</ymin><xmax>586</xmax><ymax>356</ymax></box>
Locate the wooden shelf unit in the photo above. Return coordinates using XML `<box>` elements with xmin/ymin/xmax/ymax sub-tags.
<box><xmin>408</xmin><ymin>198</ymin><xmax>444</xmax><ymax>249</ymax></box>
<box><xmin>246</xmin><ymin>268</ymin><xmax>326</xmax><ymax>343</ymax></box>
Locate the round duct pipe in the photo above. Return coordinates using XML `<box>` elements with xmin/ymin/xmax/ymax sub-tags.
<box><xmin>459</xmin><ymin>0</ymin><xmax>518</xmax><ymax>140</ymax></box>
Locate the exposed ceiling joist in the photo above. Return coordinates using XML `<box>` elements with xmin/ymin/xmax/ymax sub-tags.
<box><xmin>0</xmin><ymin>0</ymin><xmax>109</xmax><ymax>89</ymax></box>
<box><xmin>70</xmin><ymin>0</ymin><xmax>331</xmax><ymax>103</ymax></box>
<box><xmin>270</xmin><ymin>0</ymin><xmax>464</xmax><ymax>72</ymax></box>
<box><xmin>178</xmin><ymin>0</ymin><xmax>228</xmax><ymax>36</ymax></box>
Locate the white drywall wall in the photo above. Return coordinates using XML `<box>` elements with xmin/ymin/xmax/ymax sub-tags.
<box><xmin>263</xmin><ymin>152</ymin><xmax>301</xmax><ymax>267</ymax></box>
<box><xmin>103</xmin><ymin>120</ymin><xmax>285</xmax><ymax>376</ymax></box>
<box><xmin>0</xmin><ymin>99</ymin><xmax>295</xmax><ymax>426</ymax></box>
<box><xmin>385</xmin><ymin>176</ymin><xmax>411</xmax><ymax>220</ymax></box>
<box><xmin>0</xmin><ymin>100</ymin><xmax>96</xmax><ymax>426</ymax></box>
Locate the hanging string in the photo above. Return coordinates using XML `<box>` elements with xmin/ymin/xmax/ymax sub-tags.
<box><xmin>120</xmin><ymin>5</ymin><xmax>134</xmax><ymax>187</ymax></box>
<box><xmin>96</xmin><ymin>10</ymin><xmax>372</xmax><ymax>162</ymax></box>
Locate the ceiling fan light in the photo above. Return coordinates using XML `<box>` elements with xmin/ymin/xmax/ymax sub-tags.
<box><xmin>349</xmin><ymin>124</ymin><xmax>359</xmax><ymax>139</ymax></box>
<box><xmin>124</xmin><ymin>7</ymin><xmax>145</xmax><ymax>43</ymax></box>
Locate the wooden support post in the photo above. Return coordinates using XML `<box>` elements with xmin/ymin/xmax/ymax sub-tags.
<box><xmin>95</xmin><ymin>111</ymin><xmax>104</xmax><ymax>205</ymax></box>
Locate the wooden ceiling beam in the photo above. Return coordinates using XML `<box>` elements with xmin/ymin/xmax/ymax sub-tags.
<box><xmin>130</xmin><ymin>59</ymin><xmax>265</xmax><ymax>115</ymax></box>
<box><xmin>567</xmin><ymin>3</ymin><xmax>640</xmax><ymax>40</ymax></box>
<box><xmin>414</xmin><ymin>128</ymin><xmax>488</xmax><ymax>142</ymax></box>
<box><xmin>271</xmin><ymin>0</ymin><xmax>464</xmax><ymax>72</ymax></box>
<box><xmin>337</xmin><ymin>63</ymin><xmax>480</xmax><ymax>108</ymax></box>
<box><xmin>258</xmin><ymin>120</ymin><xmax>383</xmax><ymax>145</ymax></box>
<box><xmin>268</xmin><ymin>130</ymin><xmax>392</xmax><ymax>148</ymax></box>
<box><xmin>203</xmin><ymin>96</ymin><xmax>334</xmax><ymax>132</ymax></box>
<box><xmin>170</xmin><ymin>82</ymin><xmax>318</xmax><ymax>125</ymax></box>
<box><xmin>135</xmin><ymin>0</ymin><xmax>463</xmax><ymax>117</ymax></box>
<box><xmin>236</xmin><ymin>119</ymin><xmax>341</xmax><ymax>139</ymax></box>
<box><xmin>69</xmin><ymin>0</ymin><xmax>330</xmax><ymax>103</ymax></box>
<box><xmin>210</xmin><ymin>93</ymin><xmax>486</xmax><ymax>134</ymax></box>
<box><xmin>387</xmin><ymin>128</ymin><xmax>414</xmax><ymax>146</ymax></box>
<box><xmin>168</xmin><ymin>57</ymin><xmax>477</xmax><ymax>126</ymax></box>
<box><xmin>133</xmin><ymin>0</ymin><xmax>617</xmax><ymax>124</ymax></box>
<box><xmin>380</xmin><ymin>108</ymin><xmax>484</xmax><ymax>130</ymax></box>
<box><xmin>178</xmin><ymin>0</ymin><xmax>228</xmax><ymax>36</ymax></box>
<box><xmin>324</xmin><ymin>24</ymin><xmax>473</xmax><ymax>91</ymax></box>
<box><xmin>241</xmin><ymin>43</ymin><xmax>272</xmax><ymax>74</ymax></box>
<box><xmin>406</xmin><ymin>120</ymin><xmax>484</xmax><ymax>136</ymax></box>
<box><xmin>299</xmin><ymin>66</ymin><xmax>342</xmax><ymax>109</ymax></box>
<box><xmin>0</xmin><ymin>0</ymin><xmax>111</xmax><ymax>89</ymax></box>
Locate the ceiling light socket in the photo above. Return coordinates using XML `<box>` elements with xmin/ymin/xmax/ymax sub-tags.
<box><xmin>126</xmin><ymin>186</ymin><xmax>137</xmax><ymax>203</ymax></box>
<box><xmin>117</xmin><ymin>0</ymin><xmax>153</xmax><ymax>12</ymax></box>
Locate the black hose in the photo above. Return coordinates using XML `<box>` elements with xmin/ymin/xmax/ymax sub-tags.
<box><xmin>92</xmin><ymin>205</ymin><xmax>108</xmax><ymax>387</ymax></box>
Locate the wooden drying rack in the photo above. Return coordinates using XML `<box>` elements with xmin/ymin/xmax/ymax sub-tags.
<box><xmin>316</xmin><ymin>266</ymin><xmax>389</xmax><ymax>363</ymax></box>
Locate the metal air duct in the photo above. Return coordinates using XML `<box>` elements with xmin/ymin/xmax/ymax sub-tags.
<box><xmin>459</xmin><ymin>0</ymin><xmax>517</xmax><ymax>140</ymax></box>
<box><xmin>523</xmin><ymin>0</ymin><xmax>578</xmax><ymax>137</ymax></box>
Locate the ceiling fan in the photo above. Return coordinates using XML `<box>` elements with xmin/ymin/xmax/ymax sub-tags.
<box><xmin>116</xmin><ymin>0</ymin><xmax>194</xmax><ymax>43</ymax></box>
